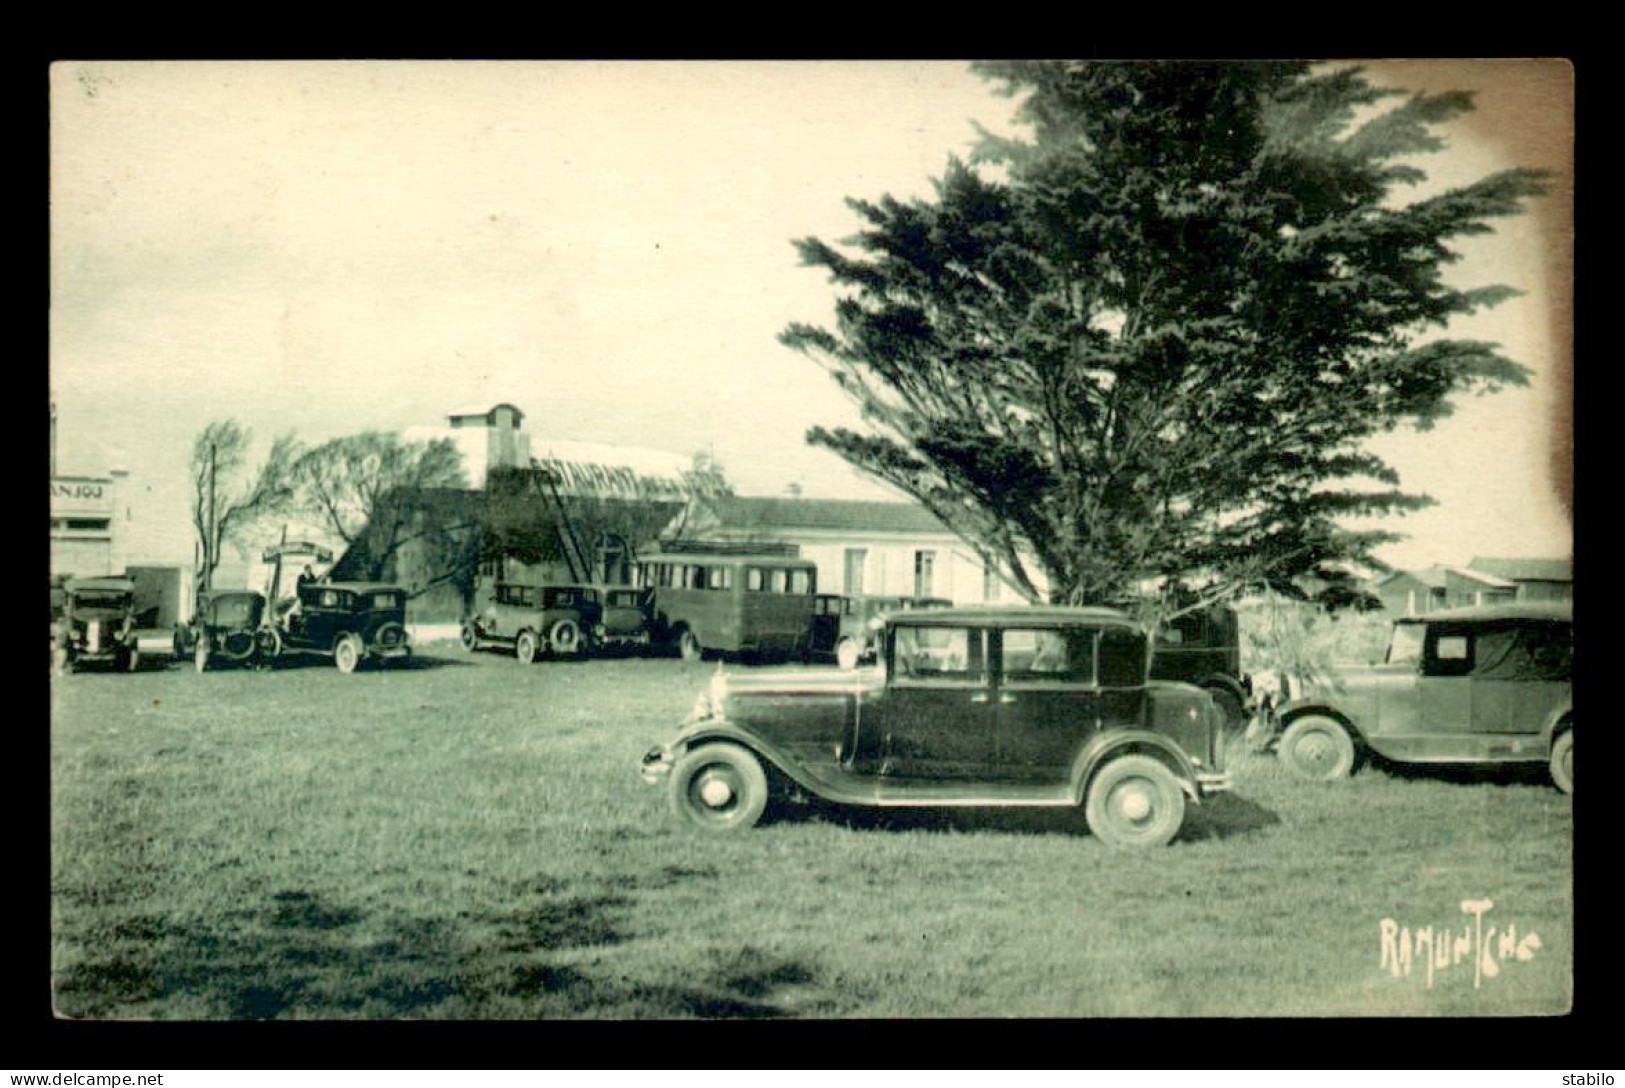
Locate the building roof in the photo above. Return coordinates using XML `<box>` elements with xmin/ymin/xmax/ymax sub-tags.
<box><xmin>1467</xmin><ymin>557</ymin><xmax>1573</xmax><ymax>583</ymax></box>
<box><xmin>533</xmin><ymin>441</ymin><xmax>693</xmax><ymax>496</ymax></box>
<box><xmin>1407</xmin><ymin>600</ymin><xmax>1572</xmax><ymax>624</ymax></box>
<box><xmin>886</xmin><ymin>605</ymin><xmax>1139</xmax><ymax>629</ymax></box>
<box><xmin>447</xmin><ymin>403</ymin><xmax>525</xmax><ymax>424</ymax></box>
<box><xmin>1375</xmin><ymin>565</ymin><xmax>1515</xmax><ymax>590</ymax></box>
<box><xmin>697</xmin><ymin>496</ymin><xmax>953</xmax><ymax>536</ymax></box>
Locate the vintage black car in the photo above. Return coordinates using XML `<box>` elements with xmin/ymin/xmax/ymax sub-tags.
<box><xmin>641</xmin><ymin>606</ymin><xmax>1231</xmax><ymax>848</ymax></box>
<box><xmin>809</xmin><ymin>594</ymin><xmax>954</xmax><ymax>669</ymax></box>
<box><xmin>55</xmin><ymin>576</ymin><xmax>142</xmax><ymax>673</ymax></box>
<box><xmin>175</xmin><ymin>589</ymin><xmax>272</xmax><ymax>671</ymax></box>
<box><xmin>1149</xmin><ymin>603</ymin><xmax>1253</xmax><ymax>730</ymax></box>
<box><xmin>1259</xmin><ymin>602</ymin><xmax>1572</xmax><ymax>791</ymax></box>
<box><xmin>596</xmin><ymin>586</ymin><xmax>653</xmax><ymax>653</ymax></box>
<box><xmin>276</xmin><ymin>581</ymin><xmax>413</xmax><ymax>673</ymax></box>
<box><xmin>462</xmin><ymin>583</ymin><xmax>603</xmax><ymax>663</ymax></box>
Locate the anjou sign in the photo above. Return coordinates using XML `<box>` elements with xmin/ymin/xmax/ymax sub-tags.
<box><xmin>52</xmin><ymin>481</ymin><xmax>105</xmax><ymax>501</ymax></box>
<box><xmin>50</xmin><ymin>478</ymin><xmax>115</xmax><ymax>515</ymax></box>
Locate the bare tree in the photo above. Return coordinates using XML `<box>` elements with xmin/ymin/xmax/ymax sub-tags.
<box><xmin>189</xmin><ymin>421</ymin><xmax>301</xmax><ymax>592</ymax></box>
<box><xmin>291</xmin><ymin>432</ymin><xmax>469</xmax><ymax>582</ymax></box>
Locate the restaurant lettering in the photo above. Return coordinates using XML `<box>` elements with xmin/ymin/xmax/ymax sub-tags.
<box><xmin>51</xmin><ymin>482</ymin><xmax>105</xmax><ymax>500</ymax></box>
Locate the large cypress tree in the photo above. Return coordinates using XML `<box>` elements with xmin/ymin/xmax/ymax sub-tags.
<box><xmin>782</xmin><ymin>61</ymin><xmax>1548</xmax><ymax>605</ymax></box>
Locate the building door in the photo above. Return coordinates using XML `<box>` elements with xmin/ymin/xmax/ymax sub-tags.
<box><xmin>914</xmin><ymin>550</ymin><xmax>935</xmax><ymax>598</ymax></box>
<box><xmin>843</xmin><ymin>548</ymin><xmax>867</xmax><ymax>596</ymax></box>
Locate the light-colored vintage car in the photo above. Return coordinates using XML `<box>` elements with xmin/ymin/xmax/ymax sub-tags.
<box><xmin>1263</xmin><ymin>602</ymin><xmax>1572</xmax><ymax>791</ymax></box>
<box><xmin>641</xmin><ymin>606</ymin><xmax>1231</xmax><ymax>848</ymax></box>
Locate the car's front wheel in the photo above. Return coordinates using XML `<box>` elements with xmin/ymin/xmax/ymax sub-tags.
<box><xmin>1550</xmin><ymin>729</ymin><xmax>1573</xmax><ymax>794</ymax></box>
<box><xmin>1279</xmin><ymin>715</ymin><xmax>1358</xmax><ymax>781</ymax></box>
<box><xmin>835</xmin><ymin>637</ymin><xmax>861</xmax><ymax>671</ymax></box>
<box><xmin>1085</xmin><ymin>754</ymin><xmax>1187</xmax><ymax>848</ymax></box>
<box><xmin>516</xmin><ymin>630</ymin><xmax>539</xmax><ymax>664</ymax></box>
<box><xmin>668</xmin><ymin>743</ymin><xmax>769</xmax><ymax>832</ymax></box>
<box><xmin>460</xmin><ymin>622</ymin><xmax>480</xmax><ymax>652</ymax></box>
<box><xmin>334</xmin><ymin>634</ymin><xmax>364</xmax><ymax>674</ymax></box>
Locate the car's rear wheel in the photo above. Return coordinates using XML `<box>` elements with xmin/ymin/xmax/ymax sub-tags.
<box><xmin>1550</xmin><ymin>729</ymin><xmax>1573</xmax><ymax>794</ymax></box>
<box><xmin>677</xmin><ymin>627</ymin><xmax>702</xmax><ymax>663</ymax></box>
<box><xmin>516</xmin><ymin>630</ymin><xmax>539</xmax><ymax>664</ymax></box>
<box><xmin>668</xmin><ymin>743</ymin><xmax>769</xmax><ymax>832</ymax></box>
<box><xmin>1279</xmin><ymin>715</ymin><xmax>1358</xmax><ymax>781</ymax></box>
<box><xmin>334</xmin><ymin>634</ymin><xmax>363</xmax><ymax>674</ymax></box>
<box><xmin>460</xmin><ymin>622</ymin><xmax>479</xmax><ymax>652</ymax></box>
<box><xmin>835</xmin><ymin>637</ymin><xmax>861</xmax><ymax>671</ymax></box>
<box><xmin>1085</xmin><ymin>754</ymin><xmax>1187</xmax><ymax>848</ymax></box>
<box><xmin>549</xmin><ymin>619</ymin><xmax>581</xmax><ymax>656</ymax></box>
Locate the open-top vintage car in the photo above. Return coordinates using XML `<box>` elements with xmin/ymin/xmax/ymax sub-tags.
<box><xmin>55</xmin><ymin>576</ymin><xmax>141</xmax><ymax>673</ymax></box>
<box><xmin>809</xmin><ymin>594</ymin><xmax>954</xmax><ymax>670</ymax></box>
<box><xmin>175</xmin><ymin>589</ymin><xmax>271</xmax><ymax>671</ymax></box>
<box><xmin>641</xmin><ymin>606</ymin><xmax>1231</xmax><ymax>848</ymax></box>
<box><xmin>462</xmin><ymin>583</ymin><xmax>604</xmax><ymax>663</ymax></box>
<box><xmin>1260</xmin><ymin>601</ymin><xmax>1572</xmax><ymax>791</ymax></box>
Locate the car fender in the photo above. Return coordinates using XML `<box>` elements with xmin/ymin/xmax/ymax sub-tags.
<box><xmin>1273</xmin><ymin>697</ymin><xmax>1368</xmax><ymax>744</ymax></box>
<box><xmin>1196</xmin><ymin>673</ymin><xmax>1249</xmax><ymax>707</ymax></box>
<box><xmin>1542</xmin><ymin>700</ymin><xmax>1573</xmax><ymax>743</ymax></box>
<box><xmin>1068</xmin><ymin>729</ymin><xmax>1203</xmax><ymax>804</ymax></box>
<box><xmin>667</xmin><ymin>720</ymin><xmax>850</xmax><ymax>802</ymax></box>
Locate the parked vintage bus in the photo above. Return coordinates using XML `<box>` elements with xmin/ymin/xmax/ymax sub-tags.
<box><xmin>636</xmin><ymin>549</ymin><xmax>817</xmax><ymax>661</ymax></box>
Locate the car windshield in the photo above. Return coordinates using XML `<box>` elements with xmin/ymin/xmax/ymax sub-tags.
<box><xmin>73</xmin><ymin>592</ymin><xmax>129</xmax><ymax>611</ymax></box>
<box><xmin>1387</xmin><ymin>623</ymin><xmax>1426</xmax><ymax>666</ymax></box>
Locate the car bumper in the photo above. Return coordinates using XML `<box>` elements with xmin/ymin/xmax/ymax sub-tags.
<box><xmin>1195</xmin><ymin>771</ymin><xmax>1232</xmax><ymax>796</ymax></box>
<box><xmin>370</xmin><ymin>644</ymin><xmax>411</xmax><ymax>660</ymax></box>
<box><xmin>641</xmin><ymin>745</ymin><xmax>675</xmax><ymax>786</ymax></box>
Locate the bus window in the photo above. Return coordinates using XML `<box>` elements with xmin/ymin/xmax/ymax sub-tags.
<box><xmin>789</xmin><ymin>570</ymin><xmax>812</xmax><ymax>595</ymax></box>
<box><xmin>708</xmin><ymin>567</ymin><xmax>729</xmax><ymax>590</ymax></box>
<box><xmin>770</xmin><ymin>569</ymin><xmax>788</xmax><ymax>593</ymax></box>
<box><xmin>747</xmin><ymin>568</ymin><xmax>765</xmax><ymax>592</ymax></box>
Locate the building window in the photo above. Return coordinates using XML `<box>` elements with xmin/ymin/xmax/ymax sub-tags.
<box><xmin>843</xmin><ymin>548</ymin><xmax>867</xmax><ymax>596</ymax></box>
<box><xmin>914</xmin><ymin>550</ymin><xmax>935</xmax><ymax>598</ymax></box>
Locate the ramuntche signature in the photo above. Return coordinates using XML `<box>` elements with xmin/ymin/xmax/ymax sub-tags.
<box><xmin>1379</xmin><ymin>898</ymin><xmax>1543</xmax><ymax>989</ymax></box>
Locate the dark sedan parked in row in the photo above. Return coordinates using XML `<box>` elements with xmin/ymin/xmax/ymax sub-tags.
<box><xmin>643</xmin><ymin>605</ymin><xmax>1230</xmax><ymax>848</ymax></box>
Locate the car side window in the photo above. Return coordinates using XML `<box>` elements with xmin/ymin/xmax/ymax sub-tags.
<box><xmin>1424</xmin><ymin>627</ymin><xmax>1475</xmax><ymax>677</ymax></box>
<box><xmin>1002</xmin><ymin>628</ymin><xmax>1096</xmax><ymax>684</ymax></box>
<box><xmin>892</xmin><ymin>626</ymin><xmax>985</xmax><ymax>684</ymax></box>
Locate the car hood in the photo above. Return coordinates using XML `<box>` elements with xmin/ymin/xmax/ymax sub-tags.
<box><xmin>685</xmin><ymin>666</ymin><xmax>885</xmax><ymax>723</ymax></box>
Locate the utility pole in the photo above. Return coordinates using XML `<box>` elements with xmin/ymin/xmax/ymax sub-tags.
<box><xmin>205</xmin><ymin>440</ymin><xmax>217</xmax><ymax>593</ymax></box>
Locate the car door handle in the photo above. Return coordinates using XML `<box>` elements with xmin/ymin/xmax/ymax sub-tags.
<box><xmin>970</xmin><ymin>693</ymin><xmax>991</xmax><ymax>704</ymax></box>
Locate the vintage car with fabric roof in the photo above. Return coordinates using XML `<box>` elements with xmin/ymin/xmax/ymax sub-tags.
<box><xmin>273</xmin><ymin>580</ymin><xmax>412</xmax><ymax>673</ymax></box>
<box><xmin>809</xmin><ymin>593</ymin><xmax>954</xmax><ymax>670</ymax></box>
<box><xmin>1262</xmin><ymin>602</ymin><xmax>1572</xmax><ymax>791</ymax></box>
<box><xmin>641</xmin><ymin>605</ymin><xmax>1231</xmax><ymax>848</ymax></box>
<box><xmin>175</xmin><ymin>589</ymin><xmax>272</xmax><ymax>671</ymax></box>
<box><xmin>462</xmin><ymin>582</ymin><xmax>603</xmax><ymax>663</ymax></box>
<box><xmin>56</xmin><ymin>576</ymin><xmax>142</xmax><ymax>673</ymax></box>
<box><xmin>595</xmin><ymin>585</ymin><xmax>653</xmax><ymax>653</ymax></box>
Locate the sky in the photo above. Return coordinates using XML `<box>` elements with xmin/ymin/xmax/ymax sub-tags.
<box><xmin>50</xmin><ymin>60</ymin><xmax>1573</xmax><ymax>573</ymax></box>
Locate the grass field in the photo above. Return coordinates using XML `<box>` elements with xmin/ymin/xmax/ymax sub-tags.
<box><xmin>50</xmin><ymin>645</ymin><xmax>1573</xmax><ymax>1019</ymax></box>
